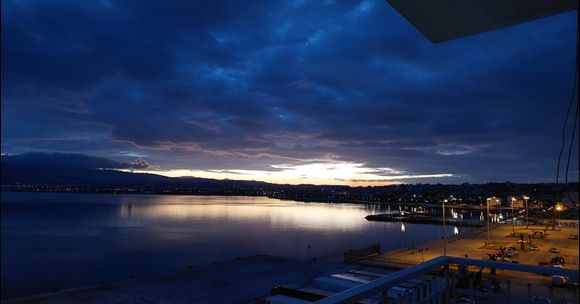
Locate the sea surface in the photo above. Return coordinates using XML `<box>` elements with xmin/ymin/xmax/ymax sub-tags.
<box><xmin>1</xmin><ymin>192</ymin><xmax>479</xmax><ymax>299</ymax></box>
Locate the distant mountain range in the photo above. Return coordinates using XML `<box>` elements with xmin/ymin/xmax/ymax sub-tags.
<box><xmin>1</xmin><ymin>153</ymin><xmax>578</xmax><ymax>208</ymax></box>
<box><xmin>0</xmin><ymin>152</ymin><xmax>273</xmax><ymax>188</ymax></box>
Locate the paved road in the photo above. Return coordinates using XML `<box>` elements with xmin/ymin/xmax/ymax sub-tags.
<box><xmin>359</xmin><ymin>223</ymin><xmax>579</xmax><ymax>303</ymax></box>
<box><xmin>363</xmin><ymin>224</ymin><xmax>578</xmax><ymax>268</ymax></box>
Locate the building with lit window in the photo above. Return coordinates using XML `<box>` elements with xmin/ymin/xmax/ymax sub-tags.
<box><xmin>486</xmin><ymin>196</ymin><xmax>502</xmax><ymax>207</ymax></box>
<box><xmin>506</xmin><ymin>196</ymin><xmax>526</xmax><ymax>209</ymax></box>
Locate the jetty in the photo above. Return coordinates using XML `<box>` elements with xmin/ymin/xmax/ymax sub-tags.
<box><xmin>365</xmin><ymin>213</ymin><xmax>483</xmax><ymax>227</ymax></box>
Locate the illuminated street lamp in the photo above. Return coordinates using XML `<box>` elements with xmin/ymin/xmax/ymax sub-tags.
<box><xmin>511</xmin><ymin>197</ymin><xmax>516</xmax><ymax>236</ymax></box>
<box><xmin>523</xmin><ymin>195</ymin><xmax>530</xmax><ymax>228</ymax></box>
<box><xmin>552</xmin><ymin>202</ymin><xmax>566</xmax><ymax>228</ymax></box>
<box><xmin>555</xmin><ymin>202</ymin><xmax>566</xmax><ymax>217</ymax></box>
<box><xmin>442</xmin><ymin>199</ymin><xmax>447</xmax><ymax>256</ymax></box>
<box><xmin>486</xmin><ymin>197</ymin><xmax>491</xmax><ymax>246</ymax></box>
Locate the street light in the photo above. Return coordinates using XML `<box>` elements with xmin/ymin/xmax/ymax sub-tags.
<box><xmin>511</xmin><ymin>197</ymin><xmax>516</xmax><ymax>236</ymax></box>
<box><xmin>552</xmin><ymin>202</ymin><xmax>566</xmax><ymax>229</ymax></box>
<box><xmin>523</xmin><ymin>195</ymin><xmax>530</xmax><ymax>228</ymax></box>
<box><xmin>442</xmin><ymin>199</ymin><xmax>447</xmax><ymax>256</ymax></box>
<box><xmin>486</xmin><ymin>197</ymin><xmax>491</xmax><ymax>246</ymax></box>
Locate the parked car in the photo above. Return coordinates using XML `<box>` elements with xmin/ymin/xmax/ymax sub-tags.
<box><xmin>549</xmin><ymin>247</ymin><xmax>560</xmax><ymax>253</ymax></box>
<box><xmin>503</xmin><ymin>247</ymin><xmax>518</xmax><ymax>257</ymax></box>
<box><xmin>530</xmin><ymin>245</ymin><xmax>539</xmax><ymax>251</ymax></box>
<box><xmin>551</xmin><ymin>256</ymin><xmax>565</xmax><ymax>265</ymax></box>
<box><xmin>552</xmin><ymin>275</ymin><xmax>569</xmax><ymax>286</ymax></box>
<box><xmin>568</xmin><ymin>234</ymin><xmax>578</xmax><ymax>240</ymax></box>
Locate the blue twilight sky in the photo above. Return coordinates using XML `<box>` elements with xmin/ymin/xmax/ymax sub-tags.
<box><xmin>1</xmin><ymin>0</ymin><xmax>578</xmax><ymax>185</ymax></box>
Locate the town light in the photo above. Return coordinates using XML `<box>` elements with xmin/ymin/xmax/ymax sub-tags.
<box><xmin>554</xmin><ymin>202</ymin><xmax>567</xmax><ymax>212</ymax></box>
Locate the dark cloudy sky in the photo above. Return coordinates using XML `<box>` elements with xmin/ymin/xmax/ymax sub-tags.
<box><xmin>1</xmin><ymin>0</ymin><xmax>578</xmax><ymax>185</ymax></box>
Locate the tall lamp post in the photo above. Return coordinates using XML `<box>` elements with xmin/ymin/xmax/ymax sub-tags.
<box><xmin>442</xmin><ymin>199</ymin><xmax>447</xmax><ymax>256</ymax></box>
<box><xmin>486</xmin><ymin>197</ymin><xmax>491</xmax><ymax>246</ymax></box>
<box><xmin>511</xmin><ymin>197</ymin><xmax>516</xmax><ymax>236</ymax></box>
<box><xmin>523</xmin><ymin>195</ymin><xmax>530</xmax><ymax>228</ymax></box>
<box><xmin>554</xmin><ymin>203</ymin><xmax>565</xmax><ymax>228</ymax></box>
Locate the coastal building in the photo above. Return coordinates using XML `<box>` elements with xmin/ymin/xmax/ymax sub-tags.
<box><xmin>506</xmin><ymin>196</ymin><xmax>526</xmax><ymax>209</ymax></box>
<box><xmin>528</xmin><ymin>200</ymin><xmax>544</xmax><ymax>209</ymax></box>
<box><xmin>486</xmin><ymin>196</ymin><xmax>502</xmax><ymax>207</ymax></box>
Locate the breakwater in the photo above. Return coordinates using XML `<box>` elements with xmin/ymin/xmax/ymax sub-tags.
<box><xmin>365</xmin><ymin>213</ymin><xmax>483</xmax><ymax>227</ymax></box>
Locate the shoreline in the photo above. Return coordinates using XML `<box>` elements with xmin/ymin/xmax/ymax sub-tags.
<box><xmin>365</xmin><ymin>213</ymin><xmax>484</xmax><ymax>227</ymax></box>
<box><xmin>1</xmin><ymin>189</ymin><xmax>527</xmax><ymax>210</ymax></box>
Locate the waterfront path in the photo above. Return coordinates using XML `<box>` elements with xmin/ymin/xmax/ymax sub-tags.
<box><xmin>357</xmin><ymin>223</ymin><xmax>579</xmax><ymax>302</ymax></box>
<box><xmin>359</xmin><ymin>224</ymin><xmax>579</xmax><ymax>269</ymax></box>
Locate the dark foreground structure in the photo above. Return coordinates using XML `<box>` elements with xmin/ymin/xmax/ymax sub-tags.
<box><xmin>5</xmin><ymin>255</ymin><xmax>577</xmax><ymax>304</ymax></box>
<box><xmin>386</xmin><ymin>0</ymin><xmax>578</xmax><ymax>43</ymax></box>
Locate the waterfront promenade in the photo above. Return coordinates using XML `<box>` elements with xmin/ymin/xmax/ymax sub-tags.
<box><xmin>359</xmin><ymin>224</ymin><xmax>579</xmax><ymax>269</ymax></box>
<box><xmin>356</xmin><ymin>223</ymin><xmax>579</xmax><ymax>302</ymax></box>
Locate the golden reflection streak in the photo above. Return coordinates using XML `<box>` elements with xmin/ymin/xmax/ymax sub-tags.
<box><xmin>117</xmin><ymin>197</ymin><xmax>367</xmax><ymax>231</ymax></box>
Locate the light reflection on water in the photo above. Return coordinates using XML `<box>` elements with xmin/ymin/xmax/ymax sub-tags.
<box><xmin>2</xmin><ymin>192</ymin><xmax>465</xmax><ymax>299</ymax></box>
<box><xmin>117</xmin><ymin>200</ymin><xmax>366</xmax><ymax>231</ymax></box>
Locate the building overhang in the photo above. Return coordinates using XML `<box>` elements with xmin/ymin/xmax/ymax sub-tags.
<box><xmin>385</xmin><ymin>0</ymin><xmax>578</xmax><ymax>43</ymax></box>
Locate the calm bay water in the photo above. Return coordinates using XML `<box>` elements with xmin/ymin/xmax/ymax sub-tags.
<box><xmin>1</xmin><ymin>192</ymin><xmax>467</xmax><ymax>299</ymax></box>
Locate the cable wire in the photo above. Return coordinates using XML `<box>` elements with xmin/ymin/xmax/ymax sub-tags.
<box><xmin>564</xmin><ymin>92</ymin><xmax>578</xmax><ymax>184</ymax></box>
<box><xmin>556</xmin><ymin>29</ymin><xmax>579</xmax><ymax>184</ymax></box>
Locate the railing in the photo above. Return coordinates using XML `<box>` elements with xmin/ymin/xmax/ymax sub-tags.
<box><xmin>315</xmin><ymin>256</ymin><xmax>579</xmax><ymax>304</ymax></box>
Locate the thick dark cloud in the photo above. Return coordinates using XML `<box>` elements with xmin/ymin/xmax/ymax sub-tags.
<box><xmin>2</xmin><ymin>152</ymin><xmax>149</xmax><ymax>170</ymax></box>
<box><xmin>1</xmin><ymin>0</ymin><xmax>578</xmax><ymax>184</ymax></box>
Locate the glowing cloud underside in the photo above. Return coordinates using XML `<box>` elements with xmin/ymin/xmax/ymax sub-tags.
<box><xmin>129</xmin><ymin>162</ymin><xmax>454</xmax><ymax>186</ymax></box>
